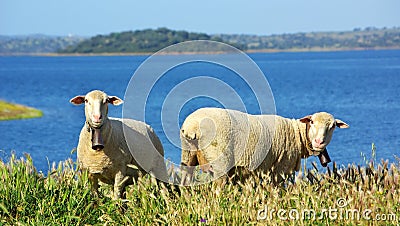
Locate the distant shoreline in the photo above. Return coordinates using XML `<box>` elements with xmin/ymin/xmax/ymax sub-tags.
<box><xmin>1</xmin><ymin>46</ymin><xmax>399</xmax><ymax>57</ymax></box>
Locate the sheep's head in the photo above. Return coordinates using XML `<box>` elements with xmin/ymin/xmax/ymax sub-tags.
<box><xmin>299</xmin><ymin>112</ymin><xmax>349</xmax><ymax>155</ymax></box>
<box><xmin>70</xmin><ymin>90</ymin><xmax>123</xmax><ymax>129</ymax></box>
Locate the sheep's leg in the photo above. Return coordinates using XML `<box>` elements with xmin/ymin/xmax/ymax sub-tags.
<box><xmin>114</xmin><ymin>171</ymin><xmax>126</xmax><ymax>199</ymax></box>
<box><xmin>213</xmin><ymin>175</ymin><xmax>228</xmax><ymax>187</ymax></box>
<box><xmin>212</xmin><ymin>175</ymin><xmax>228</xmax><ymax>196</ymax></box>
<box><xmin>209</xmin><ymin>145</ymin><xmax>234</xmax><ymax>188</ymax></box>
<box><xmin>88</xmin><ymin>173</ymin><xmax>100</xmax><ymax>198</ymax></box>
<box><xmin>180</xmin><ymin>166</ymin><xmax>194</xmax><ymax>186</ymax></box>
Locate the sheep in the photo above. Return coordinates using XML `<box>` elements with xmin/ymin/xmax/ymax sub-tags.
<box><xmin>70</xmin><ymin>90</ymin><xmax>168</xmax><ymax>199</ymax></box>
<box><xmin>180</xmin><ymin>107</ymin><xmax>349</xmax><ymax>186</ymax></box>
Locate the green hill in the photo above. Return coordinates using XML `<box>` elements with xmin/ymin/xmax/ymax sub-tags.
<box><xmin>58</xmin><ymin>28</ymin><xmax>245</xmax><ymax>53</ymax></box>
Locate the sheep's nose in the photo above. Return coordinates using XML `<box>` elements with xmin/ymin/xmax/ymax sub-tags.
<box><xmin>93</xmin><ymin>114</ymin><xmax>102</xmax><ymax>123</ymax></box>
<box><xmin>314</xmin><ymin>138</ymin><xmax>324</xmax><ymax>145</ymax></box>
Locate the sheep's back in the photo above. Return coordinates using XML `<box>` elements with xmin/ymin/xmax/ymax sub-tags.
<box><xmin>235</xmin><ymin>114</ymin><xmax>276</xmax><ymax>170</ymax></box>
<box><xmin>112</xmin><ymin>117</ymin><xmax>164</xmax><ymax>173</ymax></box>
<box><xmin>184</xmin><ymin>108</ymin><xmax>275</xmax><ymax>172</ymax></box>
<box><xmin>256</xmin><ymin>116</ymin><xmax>302</xmax><ymax>175</ymax></box>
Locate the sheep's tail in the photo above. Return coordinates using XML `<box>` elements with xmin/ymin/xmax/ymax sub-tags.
<box><xmin>180</xmin><ymin>120</ymin><xmax>200</xmax><ymax>141</ymax></box>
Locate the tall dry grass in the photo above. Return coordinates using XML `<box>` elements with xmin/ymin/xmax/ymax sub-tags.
<box><xmin>0</xmin><ymin>152</ymin><xmax>398</xmax><ymax>225</ymax></box>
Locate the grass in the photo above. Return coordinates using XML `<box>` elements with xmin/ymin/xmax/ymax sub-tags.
<box><xmin>0</xmin><ymin>100</ymin><xmax>43</xmax><ymax>121</ymax></box>
<box><xmin>0</xmin><ymin>153</ymin><xmax>399</xmax><ymax>225</ymax></box>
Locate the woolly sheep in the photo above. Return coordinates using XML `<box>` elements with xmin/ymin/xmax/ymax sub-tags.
<box><xmin>70</xmin><ymin>90</ymin><xmax>168</xmax><ymax>199</ymax></box>
<box><xmin>180</xmin><ymin>107</ymin><xmax>349</xmax><ymax>186</ymax></box>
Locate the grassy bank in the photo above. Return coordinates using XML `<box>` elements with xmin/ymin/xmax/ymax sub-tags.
<box><xmin>0</xmin><ymin>100</ymin><xmax>43</xmax><ymax>121</ymax></box>
<box><xmin>0</xmin><ymin>154</ymin><xmax>399</xmax><ymax>225</ymax></box>
<box><xmin>19</xmin><ymin>46</ymin><xmax>400</xmax><ymax>57</ymax></box>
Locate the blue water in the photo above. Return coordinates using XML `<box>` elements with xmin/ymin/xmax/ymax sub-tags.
<box><xmin>0</xmin><ymin>50</ymin><xmax>399</xmax><ymax>172</ymax></box>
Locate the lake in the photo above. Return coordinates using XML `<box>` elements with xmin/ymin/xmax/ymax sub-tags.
<box><xmin>0</xmin><ymin>50</ymin><xmax>399</xmax><ymax>172</ymax></box>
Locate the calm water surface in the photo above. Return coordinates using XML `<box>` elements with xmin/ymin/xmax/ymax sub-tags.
<box><xmin>0</xmin><ymin>50</ymin><xmax>399</xmax><ymax>172</ymax></box>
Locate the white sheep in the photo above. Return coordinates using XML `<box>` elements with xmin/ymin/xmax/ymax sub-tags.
<box><xmin>70</xmin><ymin>90</ymin><xmax>168</xmax><ymax>199</ymax></box>
<box><xmin>180</xmin><ymin>107</ymin><xmax>349</xmax><ymax>185</ymax></box>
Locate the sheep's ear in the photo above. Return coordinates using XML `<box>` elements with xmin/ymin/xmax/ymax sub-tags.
<box><xmin>107</xmin><ymin>96</ymin><xmax>124</xmax><ymax>105</ymax></box>
<box><xmin>299</xmin><ymin>115</ymin><xmax>312</xmax><ymax>123</ymax></box>
<box><xmin>70</xmin><ymin>96</ymin><xmax>85</xmax><ymax>105</ymax></box>
<box><xmin>335</xmin><ymin>119</ymin><xmax>349</xmax><ymax>128</ymax></box>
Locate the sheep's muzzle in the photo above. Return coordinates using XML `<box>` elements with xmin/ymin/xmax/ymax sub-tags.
<box><xmin>91</xmin><ymin>128</ymin><xmax>104</xmax><ymax>151</ymax></box>
<box><xmin>318</xmin><ymin>149</ymin><xmax>331</xmax><ymax>167</ymax></box>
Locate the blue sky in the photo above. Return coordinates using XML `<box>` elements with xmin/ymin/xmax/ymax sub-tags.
<box><xmin>1</xmin><ymin>0</ymin><xmax>399</xmax><ymax>36</ymax></box>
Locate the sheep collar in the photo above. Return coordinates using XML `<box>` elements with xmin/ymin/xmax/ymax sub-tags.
<box><xmin>298</xmin><ymin>121</ymin><xmax>332</xmax><ymax>167</ymax></box>
<box><xmin>304</xmin><ymin>123</ymin><xmax>316</xmax><ymax>155</ymax></box>
<box><xmin>86</xmin><ymin>121</ymin><xmax>104</xmax><ymax>151</ymax></box>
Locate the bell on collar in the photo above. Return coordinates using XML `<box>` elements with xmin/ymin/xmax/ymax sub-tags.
<box><xmin>318</xmin><ymin>149</ymin><xmax>331</xmax><ymax>167</ymax></box>
<box><xmin>91</xmin><ymin>128</ymin><xmax>104</xmax><ymax>150</ymax></box>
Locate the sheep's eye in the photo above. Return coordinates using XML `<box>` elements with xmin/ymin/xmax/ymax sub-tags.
<box><xmin>310</xmin><ymin>120</ymin><xmax>314</xmax><ymax>125</ymax></box>
<box><xmin>84</xmin><ymin>99</ymin><xmax>88</xmax><ymax>103</ymax></box>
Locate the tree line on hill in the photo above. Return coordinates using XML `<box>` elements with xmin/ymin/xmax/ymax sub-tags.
<box><xmin>0</xmin><ymin>35</ymin><xmax>85</xmax><ymax>54</ymax></box>
<box><xmin>0</xmin><ymin>27</ymin><xmax>399</xmax><ymax>54</ymax></box>
<box><xmin>215</xmin><ymin>27</ymin><xmax>400</xmax><ymax>50</ymax></box>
